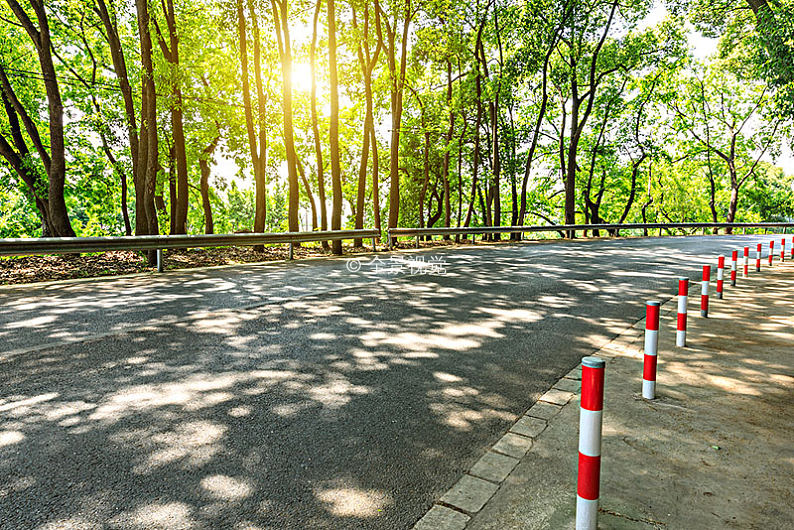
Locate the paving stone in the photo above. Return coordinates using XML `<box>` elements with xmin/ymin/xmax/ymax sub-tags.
<box><xmin>553</xmin><ymin>378</ymin><xmax>580</xmax><ymax>393</ymax></box>
<box><xmin>491</xmin><ymin>432</ymin><xmax>533</xmax><ymax>459</ymax></box>
<box><xmin>564</xmin><ymin>366</ymin><xmax>582</xmax><ymax>380</ymax></box>
<box><xmin>510</xmin><ymin>415</ymin><xmax>547</xmax><ymax>439</ymax></box>
<box><xmin>526</xmin><ymin>401</ymin><xmax>563</xmax><ymax>421</ymax></box>
<box><xmin>413</xmin><ymin>505</ymin><xmax>470</xmax><ymax>530</ymax></box>
<box><xmin>539</xmin><ymin>388</ymin><xmax>575</xmax><ymax>406</ymax></box>
<box><xmin>469</xmin><ymin>451</ymin><xmax>520</xmax><ymax>484</ymax></box>
<box><xmin>440</xmin><ymin>474</ymin><xmax>500</xmax><ymax>514</ymax></box>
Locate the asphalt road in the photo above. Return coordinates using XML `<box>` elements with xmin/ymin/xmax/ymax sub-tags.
<box><xmin>0</xmin><ymin>234</ymin><xmax>784</xmax><ymax>529</ymax></box>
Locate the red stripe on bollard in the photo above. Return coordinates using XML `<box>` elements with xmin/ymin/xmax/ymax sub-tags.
<box><xmin>642</xmin><ymin>354</ymin><xmax>658</xmax><ymax>380</ymax></box>
<box><xmin>581</xmin><ymin>365</ymin><xmax>605</xmax><ymax>412</ymax></box>
<box><xmin>577</xmin><ymin>454</ymin><xmax>601</xmax><ymax>500</ymax></box>
<box><xmin>577</xmin><ymin>356</ymin><xmax>605</xmax><ymax>530</ymax></box>
<box><xmin>701</xmin><ymin>265</ymin><xmax>710</xmax><ymax>317</ymax></box>
<box><xmin>730</xmin><ymin>250</ymin><xmax>738</xmax><ymax>286</ymax></box>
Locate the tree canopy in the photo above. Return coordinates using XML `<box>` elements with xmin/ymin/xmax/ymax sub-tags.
<box><xmin>1</xmin><ymin>0</ymin><xmax>792</xmax><ymax>252</ymax></box>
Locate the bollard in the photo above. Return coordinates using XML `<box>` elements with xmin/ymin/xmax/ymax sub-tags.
<box><xmin>791</xmin><ymin>236</ymin><xmax>794</xmax><ymax>259</ymax></box>
<box><xmin>769</xmin><ymin>240</ymin><xmax>774</xmax><ymax>266</ymax></box>
<box><xmin>701</xmin><ymin>265</ymin><xmax>710</xmax><ymax>317</ymax></box>
<box><xmin>716</xmin><ymin>256</ymin><xmax>725</xmax><ymax>300</ymax></box>
<box><xmin>156</xmin><ymin>249</ymin><xmax>164</xmax><ymax>273</ymax></box>
<box><xmin>676</xmin><ymin>278</ymin><xmax>689</xmax><ymax>347</ymax></box>
<box><xmin>576</xmin><ymin>356</ymin><xmax>605</xmax><ymax>530</ymax></box>
<box><xmin>756</xmin><ymin>243</ymin><xmax>762</xmax><ymax>272</ymax></box>
<box><xmin>730</xmin><ymin>250</ymin><xmax>738</xmax><ymax>287</ymax></box>
<box><xmin>743</xmin><ymin>247</ymin><xmax>749</xmax><ymax>278</ymax></box>
<box><xmin>643</xmin><ymin>301</ymin><xmax>661</xmax><ymax>399</ymax></box>
<box><xmin>781</xmin><ymin>239</ymin><xmax>786</xmax><ymax>262</ymax></box>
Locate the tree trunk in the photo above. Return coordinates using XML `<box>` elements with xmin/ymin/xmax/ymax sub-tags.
<box><xmin>136</xmin><ymin>0</ymin><xmax>160</xmax><ymax>263</ymax></box>
<box><xmin>156</xmin><ymin>0</ymin><xmax>189</xmax><ymax>234</ymax></box>
<box><xmin>297</xmin><ymin>158</ymin><xmax>318</xmax><ymax>230</ymax></box>
<box><xmin>442</xmin><ymin>60</ymin><xmax>454</xmax><ymax>234</ymax></box>
<box><xmin>375</xmin><ymin>0</ymin><xmax>412</xmax><ymax>229</ymax></box>
<box><xmin>328</xmin><ymin>0</ymin><xmax>343</xmax><ymax>254</ymax></box>
<box><xmin>310</xmin><ymin>0</ymin><xmax>329</xmax><ymax>248</ymax></box>
<box><xmin>95</xmin><ymin>0</ymin><xmax>139</xmax><ymax>235</ymax></box>
<box><xmin>271</xmin><ymin>0</ymin><xmax>300</xmax><ymax>233</ymax></box>
<box><xmin>200</xmin><ymin>136</ymin><xmax>220</xmax><ymax>234</ymax></box>
<box><xmin>5</xmin><ymin>0</ymin><xmax>75</xmax><ymax>237</ymax></box>
<box><xmin>238</xmin><ymin>0</ymin><xmax>267</xmax><ymax>245</ymax></box>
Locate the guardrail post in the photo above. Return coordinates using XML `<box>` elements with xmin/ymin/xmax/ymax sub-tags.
<box><xmin>415</xmin><ymin>235</ymin><xmax>420</xmax><ymax>249</ymax></box>
<box><xmin>156</xmin><ymin>249</ymin><xmax>164</xmax><ymax>273</ymax></box>
<box><xmin>288</xmin><ymin>242</ymin><xmax>294</xmax><ymax>260</ymax></box>
<box><xmin>576</xmin><ymin>356</ymin><xmax>605</xmax><ymax>530</ymax></box>
<box><xmin>372</xmin><ymin>236</ymin><xmax>377</xmax><ymax>252</ymax></box>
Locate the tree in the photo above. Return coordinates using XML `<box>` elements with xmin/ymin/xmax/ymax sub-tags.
<box><xmin>669</xmin><ymin>62</ymin><xmax>787</xmax><ymax>232</ymax></box>
<box><xmin>1</xmin><ymin>0</ymin><xmax>75</xmax><ymax>237</ymax></box>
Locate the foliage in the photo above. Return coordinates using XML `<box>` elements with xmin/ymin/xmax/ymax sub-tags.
<box><xmin>0</xmin><ymin>0</ymin><xmax>792</xmax><ymax>241</ymax></box>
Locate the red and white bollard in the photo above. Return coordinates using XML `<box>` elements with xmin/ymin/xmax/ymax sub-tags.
<box><xmin>643</xmin><ymin>301</ymin><xmax>660</xmax><ymax>399</ymax></box>
<box><xmin>577</xmin><ymin>356</ymin><xmax>605</xmax><ymax>530</ymax></box>
<box><xmin>743</xmin><ymin>247</ymin><xmax>749</xmax><ymax>277</ymax></box>
<box><xmin>677</xmin><ymin>277</ymin><xmax>688</xmax><ymax>347</ymax></box>
<box><xmin>781</xmin><ymin>239</ymin><xmax>786</xmax><ymax>262</ymax></box>
<box><xmin>756</xmin><ymin>243</ymin><xmax>762</xmax><ymax>273</ymax></box>
<box><xmin>716</xmin><ymin>256</ymin><xmax>725</xmax><ymax>300</ymax></box>
<box><xmin>791</xmin><ymin>236</ymin><xmax>794</xmax><ymax>259</ymax></box>
<box><xmin>701</xmin><ymin>265</ymin><xmax>710</xmax><ymax>317</ymax></box>
<box><xmin>730</xmin><ymin>250</ymin><xmax>738</xmax><ymax>287</ymax></box>
<box><xmin>769</xmin><ymin>240</ymin><xmax>774</xmax><ymax>266</ymax></box>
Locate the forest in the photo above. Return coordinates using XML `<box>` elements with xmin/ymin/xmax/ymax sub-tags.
<box><xmin>1</xmin><ymin>0</ymin><xmax>793</xmax><ymax>255</ymax></box>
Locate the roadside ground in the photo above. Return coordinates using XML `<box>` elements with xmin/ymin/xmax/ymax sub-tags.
<box><xmin>416</xmin><ymin>261</ymin><xmax>794</xmax><ymax>529</ymax></box>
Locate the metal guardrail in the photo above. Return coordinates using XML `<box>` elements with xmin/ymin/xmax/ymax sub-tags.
<box><xmin>387</xmin><ymin>222</ymin><xmax>794</xmax><ymax>247</ymax></box>
<box><xmin>0</xmin><ymin>229</ymin><xmax>381</xmax><ymax>271</ymax></box>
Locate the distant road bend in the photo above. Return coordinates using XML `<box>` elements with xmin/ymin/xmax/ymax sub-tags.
<box><xmin>0</xmin><ymin>234</ymin><xmax>779</xmax><ymax>529</ymax></box>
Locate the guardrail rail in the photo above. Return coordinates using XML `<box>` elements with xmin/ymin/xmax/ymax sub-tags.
<box><xmin>387</xmin><ymin>222</ymin><xmax>794</xmax><ymax>248</ymax></box>
<box><xmin>0</xmin><ymin>229</ymin><xmax>380</xmax><ymax>272</ymax></box>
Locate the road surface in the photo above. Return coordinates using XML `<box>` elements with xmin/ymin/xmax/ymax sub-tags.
<box><xmin>0</xmin><ymin>234</ymin><xmax>780</xmax><ymax>529</ymax></box>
